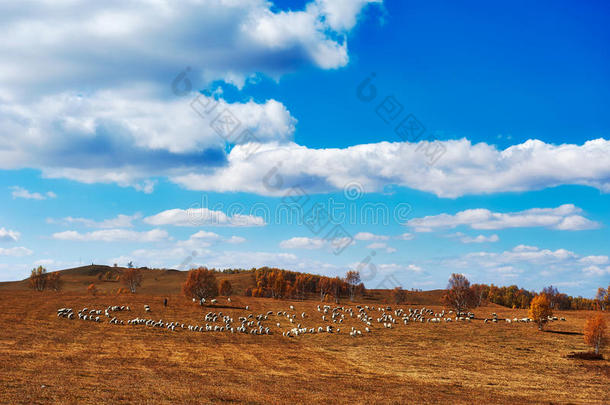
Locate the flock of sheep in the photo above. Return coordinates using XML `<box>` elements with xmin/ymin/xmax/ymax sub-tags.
<box><xmin>57</xmin><ymin>299</ymin><xmax>567</xmax><ymax>338</ymax></box>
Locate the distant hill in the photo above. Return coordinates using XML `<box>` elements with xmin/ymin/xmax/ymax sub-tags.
<box><xmin>0</xmin><ymin>265</ymin><xmax>446</xmax><ymax>305</ymax></box>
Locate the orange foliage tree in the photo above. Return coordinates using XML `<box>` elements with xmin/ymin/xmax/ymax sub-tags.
<box><xmin>441</xmin><ymin>273</ymin><xmax>477</xmax><ymax>314</ymax></box>
<box><xmin>121</xmin><ymin>268</ymin><xmax>143</xmax><ymax>293</ymax></box>
<box><xmin>529</xmin><ymin>294</ymin><xmax>553</xmax><ymax>330</ymax></box>
<box><xmin>584</xmin><ymin>314</ymin><xmax>607</xmax><ymax>355</ymax></box>
<box><xmin>182</xmin><ymin>267</ymin><xmax>218</xmax><ymax>300</ymax></box>
<box><xmin>29</xmin><ymin>266</ymin><xmax>47</xmax><ymax>291</ymax></box>
<box><xmin>87</xmin><ymin>283</ymin><xmax>98</xmax><ymax>296</ymax></box>
<box><xmin>219</xmin><ymin>279</ymin><xmax>233</xmax><ymax>296</ymax></box>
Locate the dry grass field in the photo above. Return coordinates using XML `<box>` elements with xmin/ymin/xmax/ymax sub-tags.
<box><xmin>0</xmin><ymin>270</ymin><xmax>608</xmax><ymax>404</ymax></box>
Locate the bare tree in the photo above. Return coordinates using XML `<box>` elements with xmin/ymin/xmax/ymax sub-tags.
<box><xmin>441</xmin><ymin>273</ymin><xmax>477</xmax><ymax>314</ymax></box>
<box><xmin>121</xmin><ymin>268</ymin><xmax>143</xmax><ymax>293</ymax></box>
<box><xmin>345</xmin><ymin>270</ymin><xmax>361</xmax><ymax>301</ymax></box>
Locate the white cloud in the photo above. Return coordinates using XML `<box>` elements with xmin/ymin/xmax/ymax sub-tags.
<box><xmin>0</xmin><ymin>246</ymin><xmax>32</xmax><ymax>257</ymax></box>
<box><xmin>365</xmin><ymin>241</ymin><xmax>395</xmax><ymax>253</ymax></box>
<box><xmin>579</xmin><ymin>255</ymin><xmax>609</xmax><ymax>265</ymax></box>
<box><xmin>448</xmin><ymin>232</ymin><xmax>499</xmax><ymax>243</ymax></box>
<box><xmin>354</xmin><ymin>232</ymin><xmax>389</xmax><ymax>241</ymax></box>
<box><xmin>279</xmin><ymin>235</ymin><xmax>355</xmax><ymax>251</ymax></box>
<box><xmin>448</xmin><ymin>245</ymin><xmax>610</xmax><ymax>281</ymax></box>
<box><xmin>1</xmin><ymin>1</ymin><xmax>380</xmax><ymax>98</ymax></box>
<box><xmin>171</xmin><ymin>139</ymin><xmax>610</xmax><ymax>198</ymax></box>
<box><xmin>280</xmin><ymin>237</ymin><xmax>326</xmax><ymax>250</ymax></box>
<box><xmin>0</xmin><ymin>0</ymin><xmax>381</xmax><ymax>192</ymax></box>
<box><xmin>408</xmin><ymin>204</ymin><xmax>599</xmax><ymax>232</ymax></box>
<box><xmin>52</xmin><ymin>229</ymin><xmax>169</xmax><ymax>243</ymax></box>
<box><xmin>313</xmin><ymin>0</ymin><xmax>383</xmax><ymax>31</ymax></box>
<box><xmin>396</xmin><ymin>232</ymin><xmax>414</xmax><ymax>240</ymax></box>
<box><xmin>582</xmin><ymin>265</ymin><xmax>610</xmax><ymax>276</ymax></box>
<box><xmin>10</xmin><ymin>186</ymin><xmax>56</xmax><ymax>200</ymax></box>
<box><xmin>366</xmin><ymin>242</ymin><xmax>387</xmax><ymax>249</ymax></box>
<box><xmin>47</xmin><ymin>214</ymin><xmax>141</xmax><ymax>229</ymax></box>
<box><xmin>226</xmin><ymin>235</ymin><xmax>246</xmax><ymax>244</ymax></box>
<box><xmin>144</xmin><ymin>208</ymin><xmax>265</xmax><ymax>227</ymax></box>
<box><xmin>1</xmin><ymin>91</ymin><xmax>296</xmax><ymax>192</ymax></box>
<box><xmin>0</xmin><ymin>228</ymin><xmax>20</xmax><ymax>242</ymax></box>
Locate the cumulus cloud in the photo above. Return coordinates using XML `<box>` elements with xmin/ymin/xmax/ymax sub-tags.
<box><xmin>226</xmin><ymin>236</ymin><xmax>246</xmax><ymax>244</ymax></box>
<box><xmin>0</xmin><ymin>228</ymin><xmax>20</xmax><ymax>242</ymax></box>
<box><xmin>172</xmin><ymin>139</ymin><xmax>610</xmax><ymax>198</ymax></box>
<box><xmin>0</xmin><ymin>246</ymin><xmax>32</xmax><ymax>257</ymax></box>
<box><xmin>52</xmin><ymin>229</ymin><xmax>169</xmax><ymax>242</ymax></box>
<box><xmin>448</xmin><ymin>245</ymin><xmax>610</xmax><ymax>280</ymax></box>
<box><xmin>1</xmin><ymin>0</ymin><xmax>381</xmax><ymax>98</ymax></box>
<box><xmin>47</xmin><ymin>214</ymin><xmax>141</xmax><ymax>229</ymax></box>
<box><xmin>144</xmin><ymin>208</ymin><xmax>265</xmax><ymax>227</ymax></box>
<box><xmin>365</xmin><ymin>241</ymin><xmax>396</xmax><ymax>253</ymax></box>
<box><xmin>396</xmin><ymin>232</ymin><xmax>414</xmax><ymax>240</ymax></box>
<box><xmin>279</xmin><ymin>236</ymin><xmax>354</xmax><ymax>251</ymax></box>
<box><xmin>175</xmin><ymin>231</ymin><xmax>245</xmax><ymax>249</ymax></box>
<box><xmin>1</xmin><ymin>90</ymin><xmax>296</xmax><ymax>192</ymax></box>
<box><xmin>0</xmin><ymin>0</ymin><xmax>380</xmax><ymax>192</ymax></box>
<box><xmin>354</xmin><ymin>232</ymin><xmax>389</xmax><ymax>241</ymax></box>
<box><xmin>408</xmin><ymin>204</ymin><xmax>599</xmax><ymax>232</ymax></box>
<box><xmin>10</xmin><ymin>186</ymin><xmax>56</xmax><ymax>200</ymax></box>
<box><xmin>280</xmin><ymin>237</ymin><xmax>326</xmax><ymax>250</ymax></box>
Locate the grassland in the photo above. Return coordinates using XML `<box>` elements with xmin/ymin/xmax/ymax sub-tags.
<box><xmin>0</xmin><ymin>269</ymin><xmax>608</xmax><ymax>404</ymax></box>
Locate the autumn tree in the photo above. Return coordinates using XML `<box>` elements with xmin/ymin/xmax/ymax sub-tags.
<box><xmin>87</xmin><ymin>283</ymin><xmax>98</xmax><ymax>296</ymax></box>
<box><xmin>584</xmin><ymin>314</ymin><xmax>607</xmax><ymax>355</ymax></box>
<box><xmin>29</xmin><ymin>266</ymin><xmax>47</xmax><ymax>292</ymax></box>
<box><xmin>182</xmin><ymin>267</ymin><xmax>219</xmax><ymax>301</ymax></box>
<box><xmin>219</xmin><ymin>279</ymin><xmax>233</xmax><ymax>296</ymax></box>
<box><xmin>121</xmin><ymin>268</ymin><xmax>143</xmax><ymax>293</ymax></box>
<box><xmin>345</xmin><ymin>270</ymin><xmax>361</xmax><ymax>301</ymax></box>
<box><xmin>47</xmin><ymin>272</ymin><xmax>63</xmax><ymax>291</ymax></box>
<box><xmin>529</xmin><ymin>294</ymin><xmax>553</xmax><ymax>330</ymax></box>
<box><xmin>441</xmin><ymin>273</ymin><xmax>477</xmax><ymax>314</ymax></box>
<box><xmin>391</xmin><ymin>286</ymin><xmax>406</xmax><ymax>304</ymax></box>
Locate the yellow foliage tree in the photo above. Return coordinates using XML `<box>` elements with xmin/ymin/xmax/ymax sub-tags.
<box><xmin>529</xmin><ymin>294</ymin><xmax>553</xmax><ymax>330</ymax></box>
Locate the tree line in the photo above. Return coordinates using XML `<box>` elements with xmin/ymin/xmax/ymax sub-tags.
<box><xmin>244</xmin><ymin>267</ymin><xmax>365</xmax><ymax>302</ymax></box>
<box><xmin>470</xmin><ymin>283</ymin><xmax>607</xmax><ymax>311</ymax></box>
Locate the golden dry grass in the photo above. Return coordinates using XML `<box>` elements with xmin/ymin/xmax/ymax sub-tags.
<box><xmin>0</xmin><ymin>287</ymin><xmax>608</xmax><ymax>405</ymax></box>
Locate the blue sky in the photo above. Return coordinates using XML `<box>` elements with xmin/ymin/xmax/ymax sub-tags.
<box><xmin>0</xmin><ymin>0</ymin><xmax>609</xmax><ymax>297</ymax></box>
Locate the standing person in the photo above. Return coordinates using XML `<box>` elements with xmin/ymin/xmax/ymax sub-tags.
<box><xmin>163</xmin><ymin>297</ymin><xmax>168</xmax><ymax>307</ymax></box>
